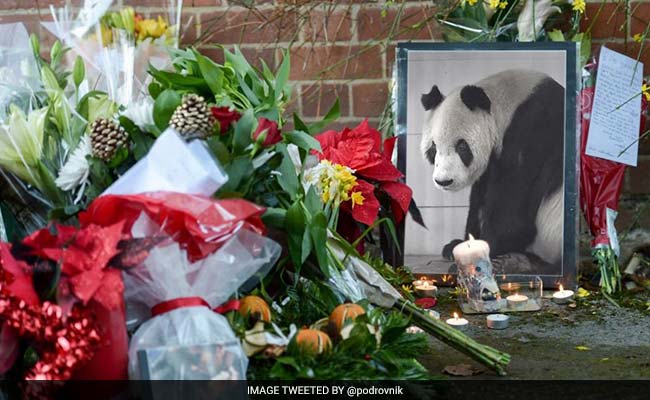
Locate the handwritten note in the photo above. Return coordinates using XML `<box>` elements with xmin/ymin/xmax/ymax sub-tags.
<box><xmin>586</xmin><ymin>47</ymin><xmax>642</xmax><ymax>167</ymax></box>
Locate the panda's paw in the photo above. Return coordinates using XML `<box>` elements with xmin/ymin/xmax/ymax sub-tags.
<box><xmin>442</xmin><ymin>239</ymin><xmax>464</xmax><ymax>260</ymax></box>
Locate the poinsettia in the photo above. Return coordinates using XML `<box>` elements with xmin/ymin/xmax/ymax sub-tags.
<box><xmin>313</xmin><ymin>119</ymin><xmax>412</xmax><ymax>226</ymax></box>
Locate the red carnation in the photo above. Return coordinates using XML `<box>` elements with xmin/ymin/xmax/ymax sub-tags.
<box><xmin>253</xmin><ymin>118</ymin><xmax>282</xmax><ymax>147</ymax></box>
<box><xmin>211</xmin><ymin>106</ymin><xmax>241</xmax><ymax>133</ymax></box>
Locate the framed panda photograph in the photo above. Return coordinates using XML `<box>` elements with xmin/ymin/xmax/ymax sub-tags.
<box><xmin>393</xmin><ymin>42</ymin><xmax>579</xmax><ymax>288</ymax></box>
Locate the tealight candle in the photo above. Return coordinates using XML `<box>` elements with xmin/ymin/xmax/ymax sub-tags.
<box><xmin>414</xmin><ymin>280</ymin><xmax>438</xmax><ymax>298</ymax></box>
<box><xmin>552</xmin><ymin>284</ymin><xmax>574</xmax><ymax>304</ymax></box>
<box><xmin>499</xmin><ymin>282</ymin><xmax>521</xmax><ymax>294</ymax></box>
<box><xmin>412</xmin><ymin>276</ymin><xmax>427</xmax><ymax>287</ymax></box>
<box><xmin>486</xmin><ymin>314</ymin><xmax>509</xmax><ymax>330</ymax></box>
<box><xmin>506</xmin><ymin>293</ymin><xmax>528</xmax><ymax>309</ymax></box>
<box><xmin>446</xmin><ymin>312</ymin><xmax>469</xmax><ymax>330</ymax></box>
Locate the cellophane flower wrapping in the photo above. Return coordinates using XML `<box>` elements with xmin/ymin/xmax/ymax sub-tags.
<box><xmin>44</xmin><ymin>0</ymin><xmax>181</xmax><ymax>107</ymax></box>
<box><xmin>124</xmin><ymin>213</ymin><xmax>281</xmax><ymax>379</ymax></box>
<box><xmin>580</xmin><ymin>62</ymin><xmax>648</xmax><ymax>293</ymax></box>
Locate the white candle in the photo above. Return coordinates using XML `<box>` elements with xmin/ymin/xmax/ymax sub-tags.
<box><xmin>446</xmin><ymin>312</ymin><xmax>469</xmax><ymax>329</ymax></box>
<box><xmin>552</xmin><ymin>284</ymin><xmax>574</xmax><ymax>304</ymax></box>
<box><xmin>412</xmin><ymin>276</ymin><xmax>427</xmax><ymax>287</ymax></box>
<box><xmin>506</xmin><ymin>293</ymin><xmax>528</xmax><ymax>309</ymax></box>
<box><xmin>452</xmin><ymin>234</ymin><xmax>490</xmax><ymax>266</ymax></box>
<box><xmin>486</xmin><ymin>314</ymin><xmax>509</xmax><ymax>330</ymax></box>
<box><xmin>414</xmin><ymin>280</ymin><xmax>438</xmax><ymax>298</ymax></box>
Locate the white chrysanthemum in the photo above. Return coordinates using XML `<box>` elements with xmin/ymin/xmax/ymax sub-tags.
<box><xmin>121</xmin><ymin>98</ymin><xmax>155</xmax><ymax>132</ymax></box>
<box><xmin>55</xmin><ymin>135</ymin><xmax>92</xmax><ymax>197</ymax></box>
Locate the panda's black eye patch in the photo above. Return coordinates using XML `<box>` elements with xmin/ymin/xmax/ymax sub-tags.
<box><xmin>425</xmin><ymin>142</ymin><xmax>436</xmax><ymax>165</ymax></box>
<box><xmin>456</xmin><ymin>139</ymin><xmax>473</xmax><ymax>167</ymax></box>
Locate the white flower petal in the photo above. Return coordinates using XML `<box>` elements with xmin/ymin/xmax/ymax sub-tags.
<box><xmin>55</xmin><ymin>135</ymin><xmax>92</xmax><ymax>192</ymax></box>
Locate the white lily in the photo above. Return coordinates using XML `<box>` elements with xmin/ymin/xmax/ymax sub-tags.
<box><xmin>0</xmin><ymin>104</ymin><xmax>47</xmax><ymax>188</ymax></box>
<box><xmin>517</xmin><ymin>0</ymin><xmax>561</xmax><ymax>42</ymax></box>
<box><xmin>55</xmin><ymin>135</ymin><xmax>92</xmax><ymax>202</ymax></box>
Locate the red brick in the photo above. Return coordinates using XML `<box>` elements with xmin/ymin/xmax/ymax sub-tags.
<box><xmin>628</xmin><ymin>157</ymin><xmax>650</xmax><ymax>194</ymax></box>
<box><xmin>631</xmin><ymin>2</ymin><xmax>650</xmax><ymax>39</ymax></box>
<box><xmin>582</xmin><ymin>2</ymin><xmax>626</xmax><ymax>39</ymax></box>
<box><xmin>301</xmin><ymin>83</ymin><xmax>350</xmax><ymax>118</ymax></box>
<box><xmin>122</xmin><ymin>0</ymin><xmax>176</xmax><ymax>6</ymax></box>
<box><xmin>199</xmin><ymin>7</ymin><xmax>298</xmax><ymax>45</ymax></box>
<box><xmin>356</xmin><ymin>5</ymin><xmax>440</xmax><ymax>42</ymax></box>
<box><xmin>615</xmin><ymin>201</ymin><xmax>650</xmax><ymax>233</ymax></box>
<box><xmin>200</xmin><ymin>47</ymin><xmax>225</xmax><ymax>64</ymax></box>
<box><xmin>180</xmin><ymin>12</ymin><xmax>198</xmax><ymax>45</ymax></box>
<box><xmin>352</xmin><ymin>82</ymin><xmax>389</xmax><ymax>118</ymax></box>
<box><xmin>0</xmin><ymin>0</ymin><xmax>64</xmax><ymax>9</ymax></box>
<box><xmin>303</xmin><ymin>8</ymin><xmax>353</xmax><ymax>43</ymax></box>
<box><xmin>289</xmin><ymin>45</ymin><xmax>383</xmax><ymax>80</ymax></box>
<box><xmin>183</xmin><ymin>0</ymin><xmax>226</xmax><ymax>6</ymax></box>
<box><xmin>385</xmin><ymin>43</ymin><xmax>396</xmax><ymax>78</ymax></box>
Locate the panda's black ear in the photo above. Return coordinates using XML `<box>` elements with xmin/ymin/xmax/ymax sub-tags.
<box><xmin>460</xmin><ymin>85</ymin><xmax>491</xmax><ymax>113</ymax></box>
<box><xmin>421</xmin><ymin>86</ymin><xmax>444</xmax><ymax>111</ymax></box>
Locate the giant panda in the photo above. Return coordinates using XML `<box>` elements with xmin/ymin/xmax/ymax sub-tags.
<box><xmin>419</xmin><ymin>69</ymin><xmax>564</xmax><ymax>274</ymax></box>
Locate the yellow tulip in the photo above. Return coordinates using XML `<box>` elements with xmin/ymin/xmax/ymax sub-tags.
<box><xmin>135</xmin><ymin>16</ymin><xmax>169</xmax><ymax>41</ymax></box>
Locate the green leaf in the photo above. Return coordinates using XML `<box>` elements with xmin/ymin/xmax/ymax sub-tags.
<box><xmin>304</xmin><ymin>186</ymin><xmax>322</xmax><ymax>216</ymax></box>
<box><xmin>148</xmin><ymin>82</ymin><xmax>163</xmax><ymax>99</ymax></box>
<box><xmin>548</xmin><ymin>29</ymin><xmax>565</xmax><ymax>42</ymax></box>
<box><xmin>293</xmin><ymin>113</ymin><xmax>309</xmax><ymax>133</ymax></box>
<box><xmin>206</xmin><ymin>136</ymin><xmax>232</xmax><ymax>165</ymax></box>
<box><xmin>233</xmin><ymin>108</ymin><xmax>255</xmax><ymax>152</ymax></box>
<box><xmin>119</xmin><ymin>116</ymin><xmax>154</xmax><ymax>160</ymax></box>
<box><xmin>276</xmin><ymin>145</ymin><xmax>299</xmax><ymax>199</ymax></box>
<box><xmin>286</xmin><ymin>201</ymin><xmax>308</xmax><ymax>269</ymax></box>
<box><xmin>575</xmin><ymin>346</ymin><xmax>591</xmax><ymax>351</ymax></box>
<box><xmin>275</xmin><ymin>50</ymin><xmax>290</xmax><ymax>100</ymax></box>
<box><xmin>220</xmin><ymin>157</ymin><xmax>253</xmax><ymax>193</ymax></box>
<box><xmin>284</xmin><ymin>130</ymin><xmax>322</xmax><ymax>153</ymax></box>
<box><xmin>153</xmin><ymin>89</ymin><xmax>182</xmax><ymax>131</ymax></box>
<box><xmin>262</xmin><ymin>207</ymin><xmax>286</xmax><ymax>229</ymax></box>
<box><xmin>194</xmin><ymin>49</ymin><xmax>224</xmax><ymax>96</ymax></box>
<box><xmin>307</xmin><ymin>98</ymin><xmax>340</xmax><ymax>135</ymax></box>
<box><xmin>310</xmin><ymin>212</ymin><xmax>328</xmax><ymax>272</ymax></box>
<box><xmin>73</xmin><ymin>56</ymin><xmax>85</xmax><ymax>88</ymax></box>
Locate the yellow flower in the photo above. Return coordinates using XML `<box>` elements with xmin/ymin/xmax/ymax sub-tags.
<box><xmin>401</xmin><ymin>284</ymin><xmax>414</xmax><ymax>294</ymax></box>
<box><xmin>572</xmin><ymin>0</ymin><xmax>585</xmax><ymax>14</ymax></box>
<box><xmin>499</xmin><ymin>0</ymin><xmax>508</xmax><ymax>9</ymax></box>
<box><xmin>634</xmin><ymin>33</ymin><xmax>644</xmax><ymax>43</ymax></box>
<box><xmin>643</xmin><ymin>84</ymin><xmax>650</xmax><ymax>101</ymax></box>
<box><xmin>351</xmin><ymin>191</ymin><xmax>365</xmax><ymax>208</ymax></box>
<box><xmin>488</xmin><ymin>0</ymin><xmax>500</xmax><ymax>9</ymax></box>
<box><xmin>135</xmin><ymin>16</ymin><xmax>169</xmax><ymax>41</ymax></box>
<box><xmin>0</xmin><ymin>105</ymin><xmax>48</xmax><ymax>188</ymax></box>
<box><xmin>466</xmin><ymin>0</ymin><xmax>479</xmax><ymax>5</ymax></box>
<box><xmin>576</xmin><ymin>287</ymin><xmax>590</xmax><ymax>298</ymax></box>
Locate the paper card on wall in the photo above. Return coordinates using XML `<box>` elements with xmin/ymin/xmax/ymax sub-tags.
<box><xmin>585</xmin><ymin>46</ymin><xmax>642</xmax><ymax>166</ymax></box>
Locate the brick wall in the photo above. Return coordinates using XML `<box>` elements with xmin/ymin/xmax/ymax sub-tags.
<box><xmin>3</xmin><ymin>0</ymin><xmax>649</xmax><ymax>253</ymax></box>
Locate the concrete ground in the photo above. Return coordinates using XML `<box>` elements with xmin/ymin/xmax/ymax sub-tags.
<box><xmin>418</xmin><ymin>290</ymin><xmax>650</xmax><ymax>379</ymax></box>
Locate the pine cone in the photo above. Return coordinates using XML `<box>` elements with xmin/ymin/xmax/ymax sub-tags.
<box><xmin>90</xmin><ymin>118</ymin><xmax>128</xmax><ymax>161</ymax></box>
<box><xmin>169</xmin><ymin>94</ymin><xmax>216</xmax><ymax>140</ymax></box>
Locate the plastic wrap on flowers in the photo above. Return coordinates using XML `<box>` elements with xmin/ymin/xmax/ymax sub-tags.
<box><xmin>125</xmin><ymin>225</ymin><xmax>281</xmax><ymax>379</ymax></box>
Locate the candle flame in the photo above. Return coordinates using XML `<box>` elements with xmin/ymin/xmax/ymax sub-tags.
<box><xmin>453</xmin><ymin>312</ymin><xmax>459</xmax><ymax>320</ymax></box>
<box><xmin>507</xmin><ymin>283</ymin><xmax>512</xmax><ymax>289</ymax></box>
<box><xmin>468</xmin><ymin>234</ymin><xmax>475</xmax><ymax>240</ymax></box>
<box><xmin>559</xmin><ymin>284</ymin><xmax>564</xmax><ymax>292</ymax></box>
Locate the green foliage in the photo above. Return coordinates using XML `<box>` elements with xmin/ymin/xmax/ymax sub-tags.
<box><xmin>248</xmin><ymin>306</ymin><xmax>430</xmax><ymax>380</ymax></box>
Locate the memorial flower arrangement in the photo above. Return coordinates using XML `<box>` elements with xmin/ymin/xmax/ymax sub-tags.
<box><xmin>0</xmin><ymin>2</ymin><xmax>512</xmax><ymax>385</ymax></box>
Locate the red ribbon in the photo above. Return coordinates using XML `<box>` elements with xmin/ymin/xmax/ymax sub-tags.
<box><xmin>213</xmin><ymin>299</ymin><xmax>241</xmax><ymax>314</ymax></box>
<box><xmin>151</xmin><ymin>297</ymin><xmax>210</xmax><ymax>317</ymax></box>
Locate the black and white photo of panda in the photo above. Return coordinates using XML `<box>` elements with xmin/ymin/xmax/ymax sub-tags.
<box><xmin>419</xmin><ymin>69</ymin><xmax>564</xmax><ymax>275</ymax></box>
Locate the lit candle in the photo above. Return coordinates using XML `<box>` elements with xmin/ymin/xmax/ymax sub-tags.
<box><xmin>414</xmin><ymin>280</ymin><xmax>438</xmax><ymax>298</ymax></box>
<box><xmin>506</xmin><ymin>293</ymin><xmax>528</xmax><ymax>309</ymax></box>
<box><xmin>499</xmin><ymin>282</ymin><xmax>521</xmax><ymax>294</ymax></box>
<box><xmin>552</xmin><ymin>284</ymin><xmax>574</xmax><ymax>304</ymax></box>
<box><xmin>452</xmin><ymin>234</ymin><xmax>490</xmax><ymax>267</ymax></box>
<box><xmin>412</xmin><ymin>276</ymin><xmax>427</xmax><ymax>287</ymax></box>
<box><xmin>486</xmin><ymin>314</ymin><xmax>509</xmax><ymax>330</ymax></box>
<box><xmin>446</xmin><ymin>312</ymin><xmax>469</xmax><ymax>329</ymax></box>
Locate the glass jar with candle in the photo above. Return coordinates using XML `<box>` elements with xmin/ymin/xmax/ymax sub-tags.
<box><xmin>496</xmin><ymin>275</ymin><xmax>543</xmax><ymax>312</ymax></box>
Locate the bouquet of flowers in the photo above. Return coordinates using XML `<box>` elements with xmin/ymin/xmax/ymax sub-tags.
<box><xmin>0</xmin><ymin>0</ymin><xmax>514</xmax><ymax>386</ymax></box>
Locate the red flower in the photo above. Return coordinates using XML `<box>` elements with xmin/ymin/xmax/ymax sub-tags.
<box><xmin>253</xmin><ymin>118</ymin><xmax>282</xmax><ymax>147</ymax></box>
<box><xmin>314</xmin><ymin>119</ymin><xmax>413</xmax><ymax>226</ymax></box>
<box><xmin>211</xmin><ymin>106</ymin><xmax>241</xmax><ymax>133</ymax></box>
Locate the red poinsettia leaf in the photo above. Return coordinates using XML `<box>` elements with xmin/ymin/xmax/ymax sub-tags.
<box><xmin>350</xmin><ymin>180</ymin><xmax>381</xmax><ymax>226</ymax></box>
<box><xmin>315</xmin><ymin>120</ymin><xmax>385</xmax><ymax>172</ymax></box>
<box><xmin>356</xmin><ymin>158</ymin><xmax>403</xmax><ymax>182</ymax></box>
<box><xmin>383</xmin><ymin>136</ymin><xmax>398</xmax><ymax>161</ymax></box>
<box><xmin>381</xmin><ymin>181</ymin><xmax>413</xmax><ymax>217</ymax></box>
<box><xmin>69</xmin><ymin>268</ymin><xmax>104</xmax><ymax>304</ymax></box>
<box><xmin>0</xmin><ymin>323</ymin><xmax>19</xmax><ymax>374</ymax></box>
<box><xmin>0</xmin><ymin>243</ymin><xmax>39</xmax><ymax>307</ymax></box>
<box><xmin>90</xmin><ymin>269</ymin><xmax>125</xmax><ymax>310</ymax></box>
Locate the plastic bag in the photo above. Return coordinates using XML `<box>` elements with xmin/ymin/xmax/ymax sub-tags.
<box><xmin>125</xmin><ymin>227</ymin><xmax>281</xmax><ymax>379</ymax></box>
